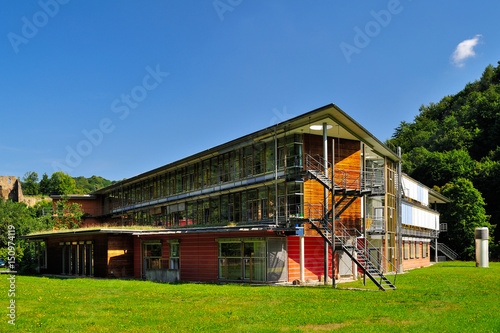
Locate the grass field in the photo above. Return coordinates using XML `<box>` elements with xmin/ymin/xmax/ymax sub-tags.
<box><xmin>0</xmin><ymin>262</ymin><xmax>499</xmax><ymax>332</ymax></box>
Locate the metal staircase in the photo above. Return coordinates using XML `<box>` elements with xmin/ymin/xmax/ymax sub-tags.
<box><xmin>304</xmin><ymin>154</ymin><xmax>397</xmax><ymax>291</ymax></box>
<box><xmin>430</xmin><ymin>242</ymin><xmax>458</xmax><ymax>261</ymax></box>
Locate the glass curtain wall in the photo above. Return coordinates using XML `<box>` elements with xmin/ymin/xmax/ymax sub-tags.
<box><xmin>106</xmin><ymin>134</ymin><xmax>305</xmax><ymax>226</ymax></box>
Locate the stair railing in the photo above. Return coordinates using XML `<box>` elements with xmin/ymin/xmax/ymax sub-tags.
<box><xmin>305</xmin><ymin>154</ymin><xmax>347</xmax><ymax>189</ymax></box>
<box><xmin>430</xmin><ymin>242</ymin><xmax>459</xmax><ymax>260</ymax></box>
<box><xmin>305</xmin><ymin>202</ymin><xmax>397</xmax><ymax>285</ymax></box>
<box><xmin>305</xmin><ymin>153</ymin><xmax>385</xmax><ymax>194</ymax></box>
<box><xmin>437</xmin><ymin>243</ymin><xmax>459</xmax><ymax>260</ymax></box>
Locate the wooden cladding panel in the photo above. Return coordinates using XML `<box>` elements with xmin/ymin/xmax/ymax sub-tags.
<box><xmin>287</xmin><ymin>236</ymin><xmax>333</xmax><ymax>282</ymax></box>
<box><xmin>136</xmin><ymin>231</ymin><xmax>277</xmax><ymax>282</ymax></box>
<box><xmin>303</xmin><ymin>134</ymin><xmax>360</xmax><ymax>165</ymax></box>
<box><xmin>133</xmin><ymin>237</ymin><xmax>142</xmax><ymax>278</ymax></box>
<box><xmin>107</xmin><ymin>235</ymin><xmax>134</xmax><ymax>278</ymax></box>
<box><xmin>179</xmin><ymin>234</ymin><xmax>219</xmax><ymax>282</ymax></box>
<box><xmin>303</xmin><ymin>134</ymin><xmax>362</xmax><ymax>231</ymax></box>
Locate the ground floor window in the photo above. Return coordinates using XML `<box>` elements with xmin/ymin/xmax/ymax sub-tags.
<box><xmin>60</xmin><ymin>241</ymin><xmax>93</xmax><ymax>276</ymax></box>
<box><xmin>415</xmin><ymin>242</ymin><xmax>420</xmax><ymax>259</ymax></box>
<box><xmin>218</xmin><ymin>239</ymin><xmax>266</xmax><ymax>281</ymax></box>
<box><xmin>169</xmin><ymin>241</ymin><xmax>180</xmax><ymax>269</ymax></box>
<box><xmin>144</xmin><ymin>241</ymin><xmax>162</xmax><ymax>269</ymax></box>
<box><xmin>404</xmin><ymin>241</ymin><xmax>409</xmax><ymax>260</ymax></box>
<box><xmin>410</xmin><ymin>241</ymin><xmax>415</xmax><ymax>259</ymax></box>
<box><xmin>422</xmin><ymin>242</ymin><xmax>428</xmax><ymax>258</ymax></box>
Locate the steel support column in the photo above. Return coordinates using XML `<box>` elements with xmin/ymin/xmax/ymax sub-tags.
<box><xmin>300</xmin><ymin>235</ymin><xmax>305</xmax><ymax>282</ymax></box>
<box><xmin>323</xmin><ymin>122</ymin><xmax>329</xmax><ymax>284</ymax></box>
<box><xmin>332</xmin><ymin>131</ymin><xmax>336</xmax><ymax>288</ymax></box>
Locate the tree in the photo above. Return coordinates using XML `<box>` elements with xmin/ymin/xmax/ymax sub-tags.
<box><xmin>22</xmin><ymin>171</ymin><xmax>39</xmax><ymax>195</ymax></box>
<box><xmin>388</xmin><ymin>61</ymin><xmax>500</xmax><ymax>252</ymax></box>
<box><xmin>39</xmin><ymin>173</ymin><xmax>51</xmax><ymax>195</ymax></box>
<box><xmin>409</xmin><ymin>149</ymin><xmax>477</xmax><ymax>187</ymax></box>
<box><xmin>53</xmin><ymin>197</ymin><xmax>84</xmax><ymax>229</ymax></box>
<box><xmin>0</xmin><ymin>199</ymin><xmax>37</xmax><ymax>272</ymax></box>
<box><xmin>0</xmin><ymin>199</ymin><xmax>35</xmax><ymax>248</ymax></box>
<box><xmin>50</xmin><ymin>171</ymin><xmax>76</xmax><ymax>195</ymax></box>
<box><xmin>439</xmin><ymin>178</ymin><xmax>494</xmax><ymax>260</ymax></box>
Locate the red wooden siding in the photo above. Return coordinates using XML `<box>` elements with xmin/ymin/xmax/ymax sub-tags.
<box><xmin>180</xmin><ymin>233</ymin><xmax>219</xmax><ymax>282</ymax></box>
<box><xmin>52</xmin><ymin>197</ymin><xmax>102</xmax><ymax>228</ymax></box>
<box><xmin>287</xmin><ymin>236</ymin><xmax>333</xmax><ymax>282</ymax></box>
<box><xmin>107</xmin><ymin>235</ymin><xmax>134</xmax><ymax>278</ymax></box>
<box><xmin>134</xmin><ymin>230</ymin><xmax>278</xmax><ymax>282</ymax></box>
<box><xmin>133</xmin><ymin>236</ymin><xmax>142</xmax><ymax>279</ymax></box>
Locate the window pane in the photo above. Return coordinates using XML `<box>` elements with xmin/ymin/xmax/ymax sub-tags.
<box><xmin>170</xmin><ymin>258</ymin><xmax>179</xmax><ymax>270</ymax></box>
<box><xmin>251</xmin><ymin>258</ymin><xmax>266</xmax><ymax>281</ymax></box>
<box><xmin>226</xmin><ymin>258</ymin><xmax>242</xmax><ymax>280</ymax></box>
<box><xmin>146</xmin><ymin>244</ymin><xmax>162</xmax><ymax>257</ymax></box>
<box><xmin>244</xmin><ymin>241</ymin><xmax>266</xmax><ymax>257</ymax></box>
<box><xmin>171</xmin><ymin>243</ymin><xmax>179</xmax><ymax>257</ymax></box>
<box><xmin>220</xmin><ymin>242</ymin><xmax>241</xmax><ymax>257</ymax></box>
<box><xmin>219</xmin><ymin>258</ymin><xmax>226</xmax><ymax>278</ymax></box>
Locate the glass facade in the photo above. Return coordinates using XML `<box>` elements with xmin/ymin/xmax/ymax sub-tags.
<box><xmin>102</xmin><ymin>134</ymin><xmax>304</xmax><ymax>227</ymax></box>
<box><xmin>218</xmin><ymin>240</ymin><xmax>267</xmax><ymax>281</ymax></box>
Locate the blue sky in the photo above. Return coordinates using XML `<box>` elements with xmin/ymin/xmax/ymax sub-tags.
<box><xmin>1</xmin><ymin>1</ymin><xmax>499</xmax><ymax>181</ymax></box>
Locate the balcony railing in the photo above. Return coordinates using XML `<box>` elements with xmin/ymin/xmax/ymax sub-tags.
<box><xmin>43</xmin><ymin>207</ymin><xmax>100</xmax><ymax>217</ymax></box>
<box><xmin>305</xmin><ymin>154</ymin><xmax>385</xmax><ymax>194</ymax></box>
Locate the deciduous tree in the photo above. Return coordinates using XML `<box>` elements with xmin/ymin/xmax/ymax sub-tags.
<box><xmin>439</xmin><ymin>178</ymin><xmax>494</xmax><ymax>260</ymax></box>
<box><xmin>22</xmin><ymin>171</ymin><xmax>39</xmax><ymax>195</ymax></box>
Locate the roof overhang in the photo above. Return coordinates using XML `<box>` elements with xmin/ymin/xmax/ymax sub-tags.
<box><xmin>93</xmin><ymin>103</ymin><xmax>400</xmax><ymax>194</ymax></box>
<box><xmin>22</xmin><ymin>225</ymin><xmax>293</xmax><ymax>240</ymax></box>
<box><xmin>50</xmin><ymin>194</ymin><xmax>96</xmax><ymax>200</ymax></box>
<box><xmin>428</xmin><ymin>189</ymin><xmax>450</xmax><ymax>204</ymax></box>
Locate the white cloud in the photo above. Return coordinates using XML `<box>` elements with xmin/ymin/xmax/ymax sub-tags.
<box><xmin>451</xmin><ymin>34</ymin><xmax>482</xmax><ymax>67</ymax></box>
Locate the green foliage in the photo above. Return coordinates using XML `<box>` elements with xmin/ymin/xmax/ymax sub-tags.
<box><xmin>0</xmin><ymin>199</ymin><xmax>36</xmax><ymax>247</ymax></box>
<box><xmin>49</xmin><ymin>171</ymin><xmax>76</xmax><ymax>195</ymax></box>
<box><xmin>438</xmin><ymin>179</ymin><xmax>493</xmax><ymax>259</ymax></box>
<box><xmin>24</xmin><ymin>172</ymin><xmax>116</xmax><ymax>195</ymax></box>
<box><xmin>39</xmin><ymin>173</ymin><xmax>51</xmax><ymax>195</ymax></box>
<box><xmin>22</xmin><ymin>171</ymin><xmax>39</xmax><ymax>195</ymax></box>
<box><xmin>407</xmin><ymin>149</ymin><xmax>477</xmax><ymax>187</ymax></box>
<box><xmin>1</xmin><ymin>262</ymin><xmax>498</xmax><ymax>332</ymax></box>
<box><xmin>0</xmin><ymin>199</ymin><xmax>58</xmax><ymax>272</ymax></box>
<box><xmin>0</xmin><ymin>199</ymin><xmax>36</xmax><ymax>272</ymax></box>
<box><xmin>388</xmin><ymin>61</ymin><xmax>500</xmax><ymax>257</ymax></box>
<box><xmin>73</xmin><ymin>175</ymin><xmax>117</xmax><ymax>194</ymax></box>
<box><xmin>390</xmin><ymin>61</ymin><xmax>500</xmax><ymax>158</ymax></box>
<box><xmin>53</xmin><ymin>196</ymin><xmax>84</xmax><ymax>229</ymax></box>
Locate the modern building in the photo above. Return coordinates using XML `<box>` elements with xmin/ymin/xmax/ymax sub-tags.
<box><xmin>401</xmin><ymin>175</ymin><xmax>453</xmax><ymax>268</ymax></box>
<box><xmin>26</xmin><ymin>104</ymin><xmax>448</xmax><ymax>290</ymax></box>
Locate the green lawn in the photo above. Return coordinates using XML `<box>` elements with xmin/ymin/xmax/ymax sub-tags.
<box><xmin>1</xmin><ymin>262</ymin><xmax>499</xmax><ymax>332</ymax></box>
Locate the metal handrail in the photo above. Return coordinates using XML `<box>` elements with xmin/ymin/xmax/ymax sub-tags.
<box><xmin>430</xmin><ymin>242</ymin><xmax>459</xmax><ymax>260</ymax></box>
<box><xmin>305</xmin><ymin>154</ymin><xmax>385</xmax><ymax>193</ymax></box>
<box><xmin>305</xmin><ymin>202</ymin><xmax>397</xmax><ymax>285</ymax></box>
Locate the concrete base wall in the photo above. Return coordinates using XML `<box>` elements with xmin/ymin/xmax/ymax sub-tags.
<box><xmin>145</xmin><ymin>269</ymin><xmax>180</xmax><ymax>283</ymax></box>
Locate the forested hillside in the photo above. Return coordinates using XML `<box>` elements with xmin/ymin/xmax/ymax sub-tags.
<box><xmin>21</xmin><ymin>171</ymin><xmax>117</xmax><ymax>196</ymax></box>
<box><xmin>388</xmin><ymin>61</ymin><xmax>500</xmax><ymax>259</ymax></box>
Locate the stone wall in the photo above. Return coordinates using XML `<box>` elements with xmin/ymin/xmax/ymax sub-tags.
<box><xmin>0</xmin><ymin>176</ymin><xmax>23</xmax><ymax>202</ymax></box>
